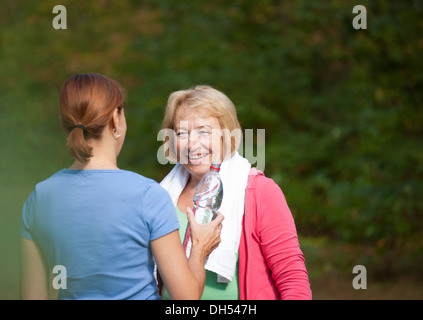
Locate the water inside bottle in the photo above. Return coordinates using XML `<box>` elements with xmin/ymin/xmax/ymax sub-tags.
<box><xmin>193</xmin><ymin>181</ymin><xmax>223</xmax><ymax>210</ymax></box>
<box><xmin>192</xmin><ymin>165</ymin><xmax>223</xmax><ymax>224</ymax></box>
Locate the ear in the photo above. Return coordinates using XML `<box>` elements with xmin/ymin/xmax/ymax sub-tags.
<box><xmin>111</xmin><ymin>108</ymin><xmax>120</xmax><ymax>129</ymax></box>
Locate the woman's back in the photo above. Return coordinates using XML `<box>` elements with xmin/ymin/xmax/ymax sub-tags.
<box><xmin>20</xmin><ymin>169</ymin><xmax>179</xmax><ymax>300</ymax></box>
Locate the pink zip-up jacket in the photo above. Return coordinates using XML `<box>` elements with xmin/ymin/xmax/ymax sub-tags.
<box><xmin>238</xmin><ymin>169</ymin><xmax>312</xmax><ymax>300</ymax></box>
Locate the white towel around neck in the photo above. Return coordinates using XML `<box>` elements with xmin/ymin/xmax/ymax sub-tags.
<box><xmin>160</xmin><ymin>152</ymin><xmax>251</xmax><ymax>283</ymax></box>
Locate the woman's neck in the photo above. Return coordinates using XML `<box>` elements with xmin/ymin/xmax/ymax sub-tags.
<box><xmin>69</xmin><ymin>138</ymin><xmax>119</xmax><ymax>170</ymax></box>
<box><xmin>186</xmin><ymin>174</ymin><xmax>204</xmax><ymax>189</ymax></box>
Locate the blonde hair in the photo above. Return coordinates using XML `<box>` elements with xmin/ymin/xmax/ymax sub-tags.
<box><xmin>161</xmin><ymin>85</ymin><xmax>242</xmax><ymax>162</ymax></box>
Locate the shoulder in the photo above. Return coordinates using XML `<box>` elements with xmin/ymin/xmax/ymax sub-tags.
<box><xmin>118</xmin><ymin>170</ymin><xmax>171</xmax><ymax>198</ymax></box>
<box><xmin>32</xmin><ymin>169</ymin><xmax>68</xmax><ymax>194</ymax></box>
<box><xmin>247</xmin><ymin>171</ymin><xmax>290</xmax><ymax>221</ymax></box>
<box><xmin>246</xmin><ymin>172</ymin><xmax>296</xmax><ymax>235</ymax></box>
<box><xmin>117</xmin><ymin>171</ymin><xmax>173</xmax><ymax>204</ymax></box>
<box><xmin>118</xmin><ymin>170</ymin><xmax>157</xmax><ymax>187</ymax></box>
<box><xmin>248</xmin><ymin>170</ymin><xmax>284</xmax><ymax>199</ymax></box>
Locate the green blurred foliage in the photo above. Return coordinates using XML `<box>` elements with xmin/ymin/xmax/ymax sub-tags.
<box><xmin>1</xmin><ymin>0</ymin><xmax>422</xmax><ymax>293</ymax></box>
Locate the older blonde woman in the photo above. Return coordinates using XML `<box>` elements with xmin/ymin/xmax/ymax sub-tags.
<box><xmin>159</xmin><ymin>85</ymin><xmax>312</xmax><ymax>300</ymax></box>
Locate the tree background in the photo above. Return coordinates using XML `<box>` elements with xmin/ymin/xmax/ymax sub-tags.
<box><xmin>1</xmin><ymin>0</ymin><xmax>422</xmax><ymax>299</ymax></box>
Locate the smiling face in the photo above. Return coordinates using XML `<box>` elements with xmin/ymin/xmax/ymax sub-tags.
<box><xmin>174</xmin><ymin>106</ymin><xmax>223</xmax><ymax>179</ymax></box>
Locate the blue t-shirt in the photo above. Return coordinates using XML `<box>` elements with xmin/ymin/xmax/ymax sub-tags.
<box><xmin>20</xmin><ymin>169</ymin><xmax>179</xmax><ymax>300</ymax></box>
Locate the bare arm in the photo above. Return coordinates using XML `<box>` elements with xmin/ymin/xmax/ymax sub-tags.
<box><xmin>20</xmin><ymin>238</ymin><xmax>49</xmax><ymax>300</ymax></box>
<box><xmin>152</xmin><ymin>209</ymin><xmax>223</xmax><ymax>300</ymax></box>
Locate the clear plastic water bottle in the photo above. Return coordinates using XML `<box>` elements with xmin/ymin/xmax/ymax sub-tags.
<box><xmin>192</xmin><ymin>163</ymin><xmax>223</xmax><ymax>224</ymax></box>
<box><xmin>183</xmin><ymin>163</ymin><xmax>223</xmax><ymax>261</ymax></box>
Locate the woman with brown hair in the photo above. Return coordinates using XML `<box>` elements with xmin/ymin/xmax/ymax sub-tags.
<box><xmin>19</xmin><ymin>73</ymin><xmax>223</xmax><ymax>300</ymax></box>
